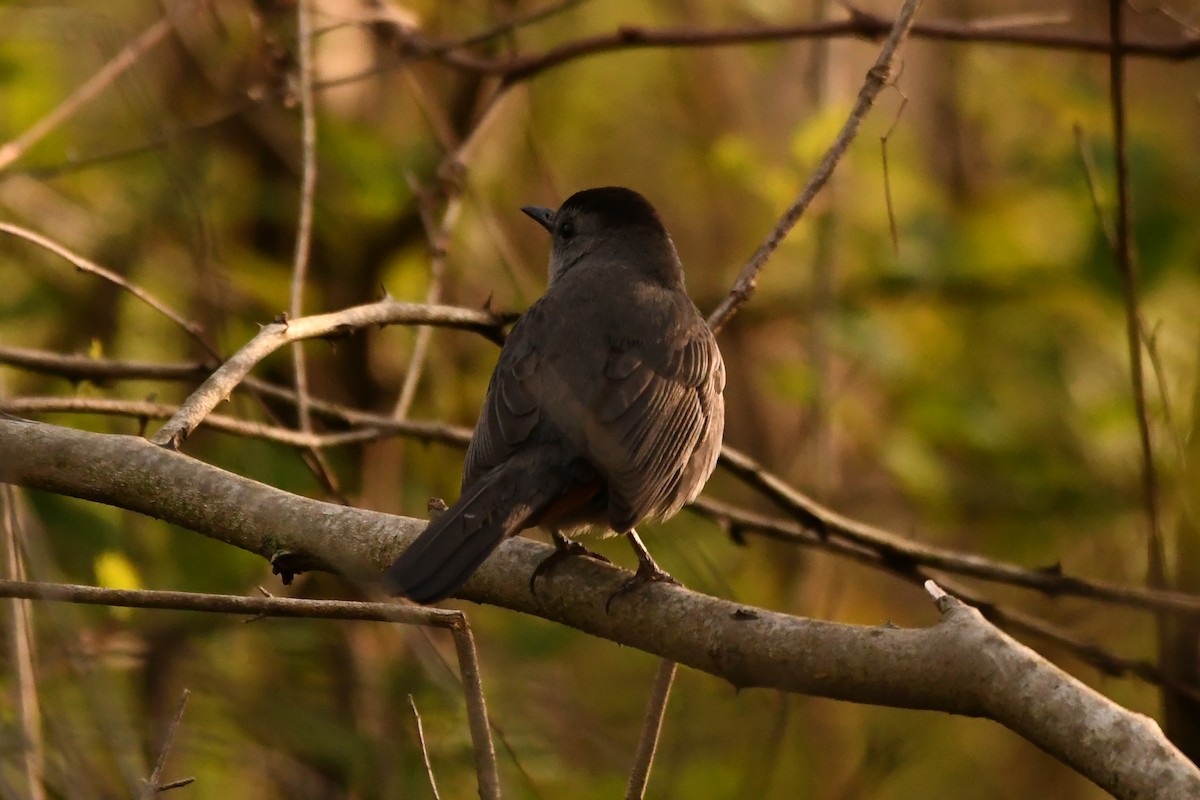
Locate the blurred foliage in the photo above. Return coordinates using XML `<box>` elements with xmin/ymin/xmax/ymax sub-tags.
<box><xmin>0</xmin><ymin>0</ymin><xmax>1198</xmax><ymax>798</ymax></box>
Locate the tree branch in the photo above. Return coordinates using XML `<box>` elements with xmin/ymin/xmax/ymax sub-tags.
<box><xmin>0</xmin><ymin>418</ymin><xmax>1196</xmax><ymax>798</ymax></box>
<box><xmin>707</xmin><ymin>0</ymin><xmax>922</xmax><ymax>333</ymax></box>
<box><xmin>148</xmin><ymin>300</ymin><xmax>511</xmax><ymax>450</ymax></box>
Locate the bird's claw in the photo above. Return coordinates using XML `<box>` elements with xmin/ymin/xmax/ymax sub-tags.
<box><xmin>529</xmin><ymin>538</ymin><xmax>611</xmax><ymax>595</ymax></box>
<box><xmin>605</xmin><ymin>561</ymin><xmax>679</xmax><ymax>613</ymax></box>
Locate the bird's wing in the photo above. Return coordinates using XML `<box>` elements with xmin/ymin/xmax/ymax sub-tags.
<box><xmin>587</xmin><ymin>324</ymin><xmax>725</xmax><ymax>531</ymax></box>
<box><xmin>462</xmin><ymin>312</ymin><xmax>543</xmax><ymax>489</ymax></box>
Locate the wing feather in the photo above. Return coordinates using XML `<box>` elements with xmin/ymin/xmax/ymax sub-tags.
<box><xmin>588</xmin><ymin>328</ymin><xmax>722</xmax><ymax>531</ymax></box>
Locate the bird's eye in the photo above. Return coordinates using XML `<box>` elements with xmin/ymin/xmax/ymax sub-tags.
<box><xmin>558</xmin><ymin>220</ymin><xmax>575</xmax><ymax>240</ymax></box>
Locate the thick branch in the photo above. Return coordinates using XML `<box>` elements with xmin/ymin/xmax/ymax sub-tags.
<box><xmin>0</xmin><ymin>418</ymin><xmax>1196</xmax><ymax>798</ymax></box>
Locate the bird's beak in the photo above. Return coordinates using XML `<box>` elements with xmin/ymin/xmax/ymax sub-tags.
<box><xmin>521</xmin><ymin>205</ymin><xmax>555</xmax><ymax>233</ymax></box>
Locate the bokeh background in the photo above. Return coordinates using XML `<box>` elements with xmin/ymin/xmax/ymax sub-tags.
<box><xmin>1</xmin><ymin>0</ymin><xmax>1198</xmax><ymax>797</ymax></box>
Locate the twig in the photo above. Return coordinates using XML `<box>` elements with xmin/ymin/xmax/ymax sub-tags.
<box><xmin>625</xmin><ymin>660</ymin><xmax>676</xmax><ymax>800</ymax></box>
<box><xmin>446</xmin><ymin>0</ymin><xmax>592</xmax><ymax>51</ymax></box>
<box><xmin>0</xmin><ymin>579</ymin><xmax>464</xmax><ymax>627</ymax></box>
<box><xmin>0</xmin><ymin>346</ymin><xmax>214</xmax><ymax>383</ymax></box>
<box><xmin>476</xmin><ymin>7</ymin><xmax>1200</xmax><ymax>85</ymax></box>
<box><xmin>449</xmin><ymin>620</ymin><xmax>502</xmax><ymax>800</ymax></box>
<box><xmin>290</xmin><ymin>0</ymin><xmax>319</xmax><ymax>439</ymax></box>
<box><xmin>408</xmin><ymin>695</ymin><xmax>441</xmax><ymax>800</ymax></box>
<box><xmin>142</xmin><ymin>689</ymin><xmax>194</xmax><ymax>798</ymax></box>
<box><xmin>0</xmin><ymin>395</ymin><xmax>470</xmax><ymax>450</ymax></box>
<box><xmin>1108</xmin><ymin>0</ymin><xmax>1164</xmax><ymax>588</ymax></box>
<box><xmin>321</xmin><ymin>12</ymin><xmax>1200</xmax><ymax>91</ymax></box>
<box><xmin>148</xmin><ymin>299</ymin><xmax>509</xmax><ymax>449</ymax></box>
<box><xmin>2</xmin><ymin>488</ymin><xmax>45</xmax><ymax>800</ymax></box>
<box><xmin>1072</xmin><ymin>124</ymin><xmax>1117</xmax><ymax>247</ymax></box>
<box><xmin>0</xmin><ymin>222</ymin><xmax>212</xmax><ymax>356</ymax></box>
<box><xmin>709</xmin><ymin>448</ymin><xmax>1200</xmax><ymax>617</ymax></box>
<box><xmin>880</xmin><ymin>78</ymin><xmax>909</xmax><ymax>254</ymax></box>
<box><xmin>392</xmin><ymin>178</ymin><xmax>462</xmax><ymax>421</ymax></box>
<box><xmin>283</xmin><ymin>0</ymin><xmax>342</xmax><ymax>497</ymax></box>
<box><xmin>707</xmin><ymin>0</ymin><xmax>923</xmax><ymax>334</ymax></box>
<box><xmin>0</xmin><ymin>17</ymin><xmax>174</xmax><ymax>172</ymax></box>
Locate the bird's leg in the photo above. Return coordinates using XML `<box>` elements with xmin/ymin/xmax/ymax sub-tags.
<box><xmin>605</xmin><ymin>529</ymin><xmax>680</xmax><ymax>611</ymax></box>
<box><xmin>529</xmin><ymin>529</ymin><xmax>611</xmax><ymax>594</ymax></box>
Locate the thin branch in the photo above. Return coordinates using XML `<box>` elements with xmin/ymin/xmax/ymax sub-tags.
<box><xmin>392</xmin><ymin>176</ymin><xmax>462</xmax><ymax>421</ymax></box>
<box><xmin>290</xmin><ymin>0</ymin><xmax>319</xmax><ymax>439</ymax></box>
<box><xmin>0</xmin><ymin>346</ymin><xmax>214</xmax><ymax>383</ymax></box>
<box><xmin>449</xmin><ymin>620</ymin><xmax>501</xmax><ymax>800</ymax></box>
<box><xmin>1073</xmin><ymin>123</ymin><xmax>1117</xmax><ymax>247</ymax></box>
<box><xmin>1108</xmin><ymin>0</ymin><xmax>1165</xmax><ymax>592</ymax></box>
<box><xmin>0</xmin><ymin>222</ymin><xmax>213</xmax><ymax>356</ymax></box>
<box><xmin>0</xmin><ymin>17</ymin><xmax>174</xmax><ymax>172</ymax></box>
<box><xmin>445</xmin><ymin>0</ymin><xmax>592</xmax><ymax>51</ymax></box>
<box><xmin>434</xmin><ymin>8</ymin><xmax>1200</xmax><ymax>86</ymax></box>
<box><xmin>147</xmin><ymin>299</ymin><xmax>510</xmax><ymax>449</ymax></box>
<box><xmin>714</xmin><ymin>446</ymin><xmax>1200</xmax><ymax>617</ymax></box>
<box><xmin>880</xmin><ymin>80</ymin><xmax>908</xmax><ymax>254</ymax></box>
<box><xmin>2</xmin><ymin>488</ymin><xmax>45</xmax><ymax>800</ymax></box>
<box><xmin>0</xmin><ymin>395</ymin><xmax>469</xmax><ymax>450</ymax></box>
<box><xmin>625</xmin><ymin>660</ymin><xmax>676</xmax><ymax>800</ymax></box>
<box><xmin>408</xmin><ymin>695</ymin><xmax>441</xmax><ymax>800</ymax></box>
<box><xmin>706</xmin><ymin>0</ymin><xmax>923</xmax><ymax>334</ymax></box>
<box><xmin>142</xmin><ymin>689</ymin><xmax>194</xmax><ymax>798</ymax></box>
<box><xmin>0</xmin><ymin>579</ymin><xmax>463</xmax><ymax>628</ymax></box>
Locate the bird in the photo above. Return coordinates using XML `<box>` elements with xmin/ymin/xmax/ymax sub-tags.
<box><xmin>383</xmin><ymin>186</ymin><xmax>725</xmax><ymax>605</ymax></box>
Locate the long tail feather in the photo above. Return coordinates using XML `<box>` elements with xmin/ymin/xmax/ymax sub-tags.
<box><xmin>383</xmin><ymin>457</ymin><xmax>571</xmax><ymax>603</ymax></box>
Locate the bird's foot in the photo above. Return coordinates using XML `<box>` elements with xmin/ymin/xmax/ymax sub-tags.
<box><xmin>529</xmin><ymin>532</ymin><xmax>611</xmax><ymax>595</ymax></box>
<box><xmin>605</xmin><ymin>559</ymin><xmax>680</xmax><ymax>613</ymax></box>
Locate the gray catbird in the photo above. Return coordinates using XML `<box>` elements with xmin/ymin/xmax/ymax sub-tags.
<box><xmin>384</xmin><ymin>187</ymin><xmax>726</xmax><ymax>604</ymax></box>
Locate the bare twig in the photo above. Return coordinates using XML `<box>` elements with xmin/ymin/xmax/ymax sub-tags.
<box><xmin>1108</xmin><ymin>0</ymin><xmax>1164</xmax><ymax>592</ymax></box>
<box><xmin>449</xmin><ymin>620</ymin><xmax>501</xmax><ymax>800</ymax></box>
<box><xmin>446</xmin><ymin>0</ymin><xmax>592</xmax><ymax>51</ymax></box>
<box><xmin>148</xmin><ymin>299</ymin><xmax>509</xmax><ymax>449</ymax></box>
<box><xmin>0</xmin><ymin>346</ymin><xmax>214</xmax><ymax>383</ymax></box>
<box><xmin>0</xmin><ymin>579</ymin><xmax>462</xmax><ymax>627</ymax></box>
<box><xmin>290</xmin><ymin>0</ymin><xmax>319</xmax><ymax>438</ymax></box>
<box><xmin>625</xmin><ymin>660</ymin><xmax>676</xmax><ymax>800</ymax></box>
<box><xmin>880</xmin><ymin>80</ymin><xmax>909</xmax><ymax>254</ymax></box>
<box><xmin>2</xmin><ymin>488</ymin><xmax>45</xmax><ymax>800</ymax></box>
<box><xmin>470</xmin><ymin>8</ymin><xmax>1200</xmax><ymax>85</ymax></box>
<box><xmin>408</xmin><ymin>695</ymin><xmax>441</xmax><ymax>800</ymax></box>
<box><xmin>0</xmin><ymin>222</ymin><xmax>212</xmax><ymax>356</ymax></box>
<box><xmin>712</xmin><ymin>447</ymin><xmax>1200</xmax><ymax>617</ymax></box>
<box><xmin>318</xmin><ymin>6</ymin><xmax>1200</xmax><ymax>91</ymax></box>
<box><xmin>707</xmin><ymin>0</ymin><xmax>923</xmax><ymax>333</ymax></box>
<box><xmin>0</xmin><ymin>17</ymin><xmax>174</xmax><ymax>172</ymax></box>
<box><xmin>1072</xmin><ymin>123</ymin><xmax>1117</xmax><ymax>247</ymax></box>
<box><xmin>392</xmin><ymin>179</ymin><xmax>462</xmax><ymax>421</ymax></box>
<box><xmin>0</xmin><ymin>395</ymin><xmax>470</xmax><ymax>450</ymax></box>
<box><xmin>142</xmin><ymin>689</ymin><xmax>194</xmax><ymax>798</ymax></box>
<box><xmin>282</xmin><ymin>0</ymin><xmax>343</xmax><ymax>497</ymax></box>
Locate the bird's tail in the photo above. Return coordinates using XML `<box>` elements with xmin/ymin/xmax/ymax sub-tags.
<box><xmin>383</xmin><ymin>454</ymin><xmax>574</xmax><ymax>604</ymax></box>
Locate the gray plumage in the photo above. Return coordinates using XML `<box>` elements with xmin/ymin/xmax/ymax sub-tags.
<box><xmin>384</xmin><ymin>187</ymin><xmax>725</xmax><ymax>604</ymax></box>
